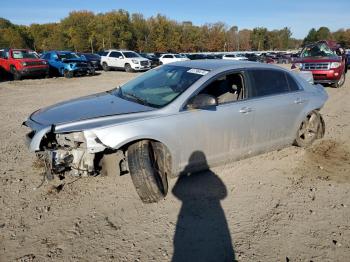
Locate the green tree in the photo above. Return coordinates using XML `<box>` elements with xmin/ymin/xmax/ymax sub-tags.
<box><xmin>251</xmin><ymin>27</ymin><xmax>268</xmax><ymax>50</ymax></box>
<box><xmin>316</xmin><ymin>26</ymin><xmax>331</xmax><ymax>40</ymax></box>
<box><xmin>303</xmin><ymin>28</ymin><xmax>318</xmax><ymax>45</ymax></box>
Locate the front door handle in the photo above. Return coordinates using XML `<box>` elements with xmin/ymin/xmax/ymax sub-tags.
<box><xmin>239</xmin><ymin>107</ymin><xmax>254</xmax><ymax>113</ymax></box>
<box><xmin>294</xmin><ymin>98</ymin><xmax>307</xmax><ymax>104</ymax></box>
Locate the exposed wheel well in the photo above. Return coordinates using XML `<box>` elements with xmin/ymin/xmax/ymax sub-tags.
<box><xmin>119</xmin><ymin>139</ymin><xmax>171</xmax><ymax>156</ymax></box>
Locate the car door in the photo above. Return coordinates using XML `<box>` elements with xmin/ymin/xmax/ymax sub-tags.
<box><xmin>50</xmin><ymin>53</ymin><xmax>62</xmax><ymax>72</ymax></box>
<box><xmin>245</xmin><ymin>68</ymin><xmax>307</xmax><ymax>153</ymax></box>
<box><xmin>0</xmin><ymin>50</ymin><xmax>7</xmax><ymax>71</ymax></box>
<box><xmin>108</xmin><ymin>51</ymin><xmax>123</xmax><ymax>68</ymax></box>
<box><xmin>0</xmin><ymin>50</ymin><xmax>10</xmax><ymax>71</ymax></box>
<box><xmin>174</xmin><ymin>70</ymin><xmax>256</xmax><ymax>172</ymax></box>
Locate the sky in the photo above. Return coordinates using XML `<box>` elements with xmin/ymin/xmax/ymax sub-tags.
<box><xmin>1</xmin><ymin>0</ymin><xmax>349</xmax><ymax>39</ymax></box>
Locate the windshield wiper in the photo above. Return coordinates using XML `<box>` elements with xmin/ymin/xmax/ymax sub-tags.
<box><xmin>122</xmin><ymin>92</ymin><xmax>151</xmax><ymax>106</ymax></box>
<box><xmin>110</xmin><ymin>87</ymin><xmax>159</xmax><ymax>108</ymax></box>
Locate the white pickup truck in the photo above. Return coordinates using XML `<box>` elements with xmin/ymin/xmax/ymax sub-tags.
<box><xmin>100</xmin><ymin>50</ymin><xmax>151</xmax><ymax>72</ymax></box>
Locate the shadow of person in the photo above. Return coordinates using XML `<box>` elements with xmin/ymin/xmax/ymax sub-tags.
<box><xmin>172</xmin><ymin>151</ymin><xmax>235</xmax><ymax>262</ymax></box>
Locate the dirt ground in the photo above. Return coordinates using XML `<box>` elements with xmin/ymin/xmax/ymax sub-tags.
<box><xmin>0</xmin><ymin>67</ymin><xmax>349</xmax><ymax>262</ymax></box>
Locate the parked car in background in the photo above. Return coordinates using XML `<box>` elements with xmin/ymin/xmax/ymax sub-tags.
<box><xmin>186</xmin><ymin>53</ymin><xmax>217</xmax><ymax>60</ymax></box>
<box><xmin>159</xmin><ymin>53</ymin><xmax>190</xmax><ymax>64</ymax></box>
<box><xmin>100</xmin><ymin>50</ymin><xmax>151</xmax><ymax>72</ymax></box>
<box><xmin>24</xmin><ymin>60</ymin><xmax>328</xmax><ymax>203</ymax></box>
<box><xmin>292</xmin><ymin>40</ymin><xmax>347</xmax><ymax>88</ymax></box>
<box><xmin>275</xmin><ymin>53</ymin><xmax>291</xmax><ymax>64</ymax></box>
<box><xmin>243</xmin><ymin>53</ymin><xmax>260</xmax><ymax>62</ymax></box>
<box><xmin>41</xmin><ymin>51</ymin><xmax>95</xmax><ymax>78</ymax></box>
<box><xmin>139</xmin><ymin>53</ymin><xmax>160</xmax><ymax>68</ymax></box>
<box><xmin>154</xmin><ymin>52</ymin><xmax>166</xmax><ymax>58</ymax></box>
<box><xmin>259</xmin><ymin>53</ymin><xmax>277</xmax><ymax>64</ymax></box>
<box><xmin>346</xmin><ymin>52</ymin><xmax>350</xmax><ymax>68</ymax></box>
<box><xmin>222</xmin><ymin>53</ymin><xmax>248</xmax><ymax>61</ymax></box>
<box><xmin>0</xmin><ymin>48</ymin><xmax>49</xmax><ymax>80</ymax></box>
<box><xmin>187</xmin><ymin>53</ymin><xmax>206</xmax><ymax>60</ymax></box>
<box><xmin>290</xmin><ymin>52</ymin><xmax>300</xmax><ymax>63</ymax></box>
<box><xmin>78</xmin><ymin>53</ymin><xmax>102</xmax><ymax>70</ymax></box>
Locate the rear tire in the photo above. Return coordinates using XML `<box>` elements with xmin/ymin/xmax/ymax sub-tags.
<box><xmin>102</xmin><ymin>62</ymin><xmax>110</xmax><ymax>71</ymax></box>
<box><xmin>127</xmin><ymin>140</ymin><xmax>170</xmax><ymax>203</ymax></box>
<box><xmin>294</xmin><ymin>111</ymin><xmax>324</xmax><ymax>147</ymax></box>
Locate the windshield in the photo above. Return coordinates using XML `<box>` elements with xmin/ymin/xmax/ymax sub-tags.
<box><xmin>301</xmin><ymin>43</ymin><xmax>337</xmax><ymax>58</ymax></box>
<box><xmin>174</xmin><ymin>54</ymin><xmax>182</xmax><ymax>58</ymax></box>
<box><xmin>111</xmin><ymin>65</ymin><xmax>207</xmax><ymax>108</ymax></box>
<box><xmin>123</xmin><ymin>51</ymin><xmax>140</xmax><ymax>58</ymax></box>
<box><xmin>58</xmin><ymin>52</ymin><xmax>80</xmax><ymax>60</ymax></box>
<box><xmin>12</xmin><ymin>50</ymin><xmax>38</xmax><ymax>59</ymax></box>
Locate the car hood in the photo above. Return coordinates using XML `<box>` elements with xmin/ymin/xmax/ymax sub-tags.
<box><xmin>296</xmin><ymin>57</ymin><xmax>341</xmax><ymax>63</ymax></box>
<box><xmin>19</xmin><ymin>58</ymin><xmax>46</xmax><ymax>63</ymax></box>
<box><xmin>30</xmin><ymin>91</ymin><xmax>154</xmax><ymax>126</ymax></box>
<box><xmin>61</xmin><ymin>59</ymin><xmax>86</xmax><ymax>63</ymax></box>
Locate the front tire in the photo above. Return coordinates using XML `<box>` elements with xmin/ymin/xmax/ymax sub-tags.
<box><xmin>127</xmin><ymin>140</ymin><xmax>170</xmax><ymax>203</ymax></box>
<box><xmin>63</xmin><ymin>69</ymin><xmax>74</xmax><ymax>78</ymax></box>
<box><xmin>124</xmin><ymin>63</ymin><xmax>132</xmax><ymax>72</ymax></box>
<box><xmin>332</xmin><ymin>72</ymin><xmax>346</xmax><ymax>88</ymax></box>
<box><xmin>102</xmin><ymin>62</ymin><xmax>110</xmax><ymax>71</ymax></box>
<box><xmin>294</xmin><ymin>111</ymin><xmax>324</xmax><ymax>147</ymax></box>
<box><xmin>11</xmin><ymin>66</ymin><xmax>21</xmax><ymax>80</ymax></box>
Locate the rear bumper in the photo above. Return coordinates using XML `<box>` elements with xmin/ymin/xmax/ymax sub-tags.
<box><xmin>90</xmin><ymin>61</ymin><xmax>102</xmax><ymax>70</ymax></box>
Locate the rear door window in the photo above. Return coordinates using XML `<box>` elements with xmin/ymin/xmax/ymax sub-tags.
<box><xmin>286</xmin><ymin>73</ymin><xmax>301</xmax><ymax>91</ymax></box>
<box><xmin>248</xmin><ymin>69</ymin><xmax>290</xmax><ymax>98</ymax></box>
<box><xmin>110</xmin><ymin>51</ymin><xmax>122</xmax><ymax>58</ymax></box>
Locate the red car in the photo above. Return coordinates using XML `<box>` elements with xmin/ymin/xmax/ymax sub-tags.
<box><xmin>292</xmin><ymin>40</ymin><xmax>347</xmax><ymax>88</ymax></box>
<box><xmin>0</xmin><ymin>48</ymin><xmax>49</xmax><ymax>80</ymax></box>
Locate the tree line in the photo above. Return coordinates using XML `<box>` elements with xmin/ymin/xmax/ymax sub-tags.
<box><xmin>0</xmin><ymin>10</ymin><xmax>349</xmax><ymax>53</ymax></box>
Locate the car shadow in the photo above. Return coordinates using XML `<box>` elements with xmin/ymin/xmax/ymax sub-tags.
<box><xmin>172</xmin><ymin>151</ymin><xmax>235</xmax><ymax>262</ymax></box>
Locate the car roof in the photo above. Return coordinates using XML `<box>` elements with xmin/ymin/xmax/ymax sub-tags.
<box><xmin>170</xmin><ymin>59</ymin><xmax>285</xmax><ymax>71</ymax></box>
<box><xmin>44</xmin><ymin>51</ymin><xmax>74</xmax><ymax>54</ymax></box>
<box><xmin>106</xmin><ymin>49</ymin><xmax>134</xmax><ymax>52</ymax></box>
<box><xmin>57</xmin><ymin>51</ymin><xmax>76</xmax><ymax>54</ymax></box>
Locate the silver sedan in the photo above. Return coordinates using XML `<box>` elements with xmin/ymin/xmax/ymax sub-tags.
<box><xmin>24</xmin><ymin>60</ymin><xmax>328</xmax><ymax>202</ymax></box>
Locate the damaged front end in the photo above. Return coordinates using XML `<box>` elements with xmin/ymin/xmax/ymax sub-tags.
<box><xmin>24</xmin><ymin>120</ymin><xmax>109</xmax><ymax>179</ymax></box>
<box><xmin>39</xmin><ymin>132</ymin><xmax>97</xmax><ymax>177</ymax></box>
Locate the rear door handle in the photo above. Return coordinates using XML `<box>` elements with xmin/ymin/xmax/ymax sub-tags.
<box><xmin>239</xmin><ymin>107</ymin><xmax>254</xmax><ymax>113</ymax></box>
<box><xmin>294</xmin><ymin>98</ymin><xmax>307</xmax><ymax>104</ymax></box>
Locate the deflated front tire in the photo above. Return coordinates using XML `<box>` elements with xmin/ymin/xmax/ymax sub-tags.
<box><xmin>127</xmin><ymin>140</ymin><xmax>170</xmax><ymax>203</ymax></box>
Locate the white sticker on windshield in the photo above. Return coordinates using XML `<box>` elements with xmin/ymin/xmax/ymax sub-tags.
<box><xmin>187</xmin><ymin>68</ymin><xmax>209</xmax><ymax>75</ymax></box>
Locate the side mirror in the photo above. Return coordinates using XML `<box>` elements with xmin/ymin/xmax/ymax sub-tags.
<box><xmin>187</xmin><ymin>94</ymin><xmax>218</xmax><ymax>109</ymax></box>
<box><xmin>119</xmin><ymin>56</ymin><xmax>124</xmax><ymax>59</ymax></box>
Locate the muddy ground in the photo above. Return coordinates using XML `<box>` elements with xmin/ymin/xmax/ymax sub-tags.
<box><xmin>0</xmin><ymin>67</ymin><xmax>349</xmax><ymax>261</ymax></box>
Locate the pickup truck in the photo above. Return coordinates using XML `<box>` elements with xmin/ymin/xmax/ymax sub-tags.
<box><xmin>0</xmin><ymin>48</ymin><xmax>49</xmax><ymax>80</ymax></box>
<box><xmin>292</xmin><ymin>40</ymin><xmax>347</xmax><ymax>88</ymax></box>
